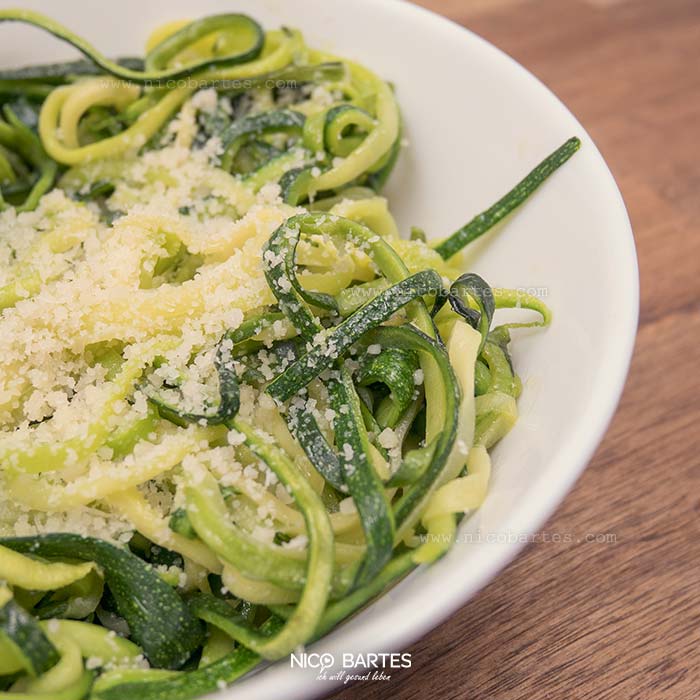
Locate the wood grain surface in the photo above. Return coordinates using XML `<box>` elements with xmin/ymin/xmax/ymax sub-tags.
<box><xmin>332</xmin><ymin>1</ymin><xmax>700</xmax><ymax>698</ymax></box>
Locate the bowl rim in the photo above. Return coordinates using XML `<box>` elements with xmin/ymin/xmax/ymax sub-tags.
<box><xmin>219</xmin><ymin>0</ymin><xmax>639</xmax><ymax>697</ymax></box>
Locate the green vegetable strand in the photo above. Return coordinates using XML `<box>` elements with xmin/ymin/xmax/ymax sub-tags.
<box><xmin>434</xmin><ymin>136</ymin><xmax>581</xmax><ymax>259</ymax></box>
<box><xmin>0</xmin><ymin>535</ymin><xmax>205</xmax><ymax>669</ymax></box>
<box><xmin>0</xmin><ymin>11</ymin><xmax>264</xmax><ymax>84</ymax></box>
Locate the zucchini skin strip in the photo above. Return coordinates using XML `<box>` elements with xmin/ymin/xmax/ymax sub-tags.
<box><xmin>356</xmin><ymin>346</ymin><xmax>419</xmax><ymax>429</ymax></box>
<box><xmin>220</xmin><ymin>109</ymin><xmax>306</xmax><ymax>171</ymax></box>
<box><xmin>266</xmin><ymin>268</ymin><xmax>442</xmax><ymax>402</ymax></box>
<box><xmin>446</xmin><ymin>273</ymin><xmax>496</xmax><ymax>352</ymax></box>
<box><xmin>262</xmin><ymin>215</ymin><xmax>339</xmax><ymax>340</ymax></box>
<box><xmin>365</xmin><ymin>132</ymin><xmax>401</xmax><ymax>192</ymax></box>
<box><xmin>91</xmin><ymin>624</ymin><xmax>281</xmax><ymax>700</ymax></box>
<box><xmin>0</xmin><ymin>593</ymin><xmax>59</xmax><ymax>677</ymax></box>
<box><xmin>0</xmin><ymin>535</ymin><xmax>204</xmax><ymax>670</ymax></box>
<box><xmin>434</xmin><ymin>137</ymin><xmax>581</xmax><ymax>259</ymax></box>
<box><xmin>0</xmin><ymin>57</ymin><xmax>144</xmax><ymax>83</ymax></box>
<box><xmin>279</xmin><ymin>166</ymin><xmax>313</xmax><ymax>206</ymax></box>
<box><xmin>362</xmin><ymin>326</ymin><xmax>460</xmax><ymax>538</ymax></box>
<box><xmin>0</xmin><ymin>10</ymin><xmax>264</xmax><ymax>84</ymax></box>
<box><xmin>330</xmin><ymin>367</ymin><xmax>395</xmax><ymax>587</ymax></box>
<box><xmin>219</xmin><ymin>62</ymin><xmax>344</xmax><ymax>96</ymax></box>
<box><xmin>324</xmin><ymin>104</ymin><xmax>376</xmax><ymax>157</ymax></box>
<box><xmin>287</xmin><ymin>405</ymin><xmax>345</xmax><ymax>491</ymax></box>
<box><xmin>92</xmin><ymin>650</ymin><xmax>257</xmax><ymax>700</ymax></box>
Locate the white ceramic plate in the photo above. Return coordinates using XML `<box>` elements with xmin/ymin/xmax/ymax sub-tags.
<box><xmin>0</xmin><ymin>1</ymin><xmax>638</xmax><ymax>698</ymax></box>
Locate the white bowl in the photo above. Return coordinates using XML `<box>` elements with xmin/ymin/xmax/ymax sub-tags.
<box><xmin>0</xmin><ymin>0</ymin><xmax>638</xmax><ymax>698</ymax></box>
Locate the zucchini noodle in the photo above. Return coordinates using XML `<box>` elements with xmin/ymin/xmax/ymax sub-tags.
<box><xmin>0</xmin><ymin>8</ymin><xmax>578</xmax><ymax>699</ymax></box>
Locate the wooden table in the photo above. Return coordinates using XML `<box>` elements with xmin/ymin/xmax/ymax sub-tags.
<box><xmin>333</xmin><ymin>1</ymin><xmax>700</xmax><ymax>698</ymax></box>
